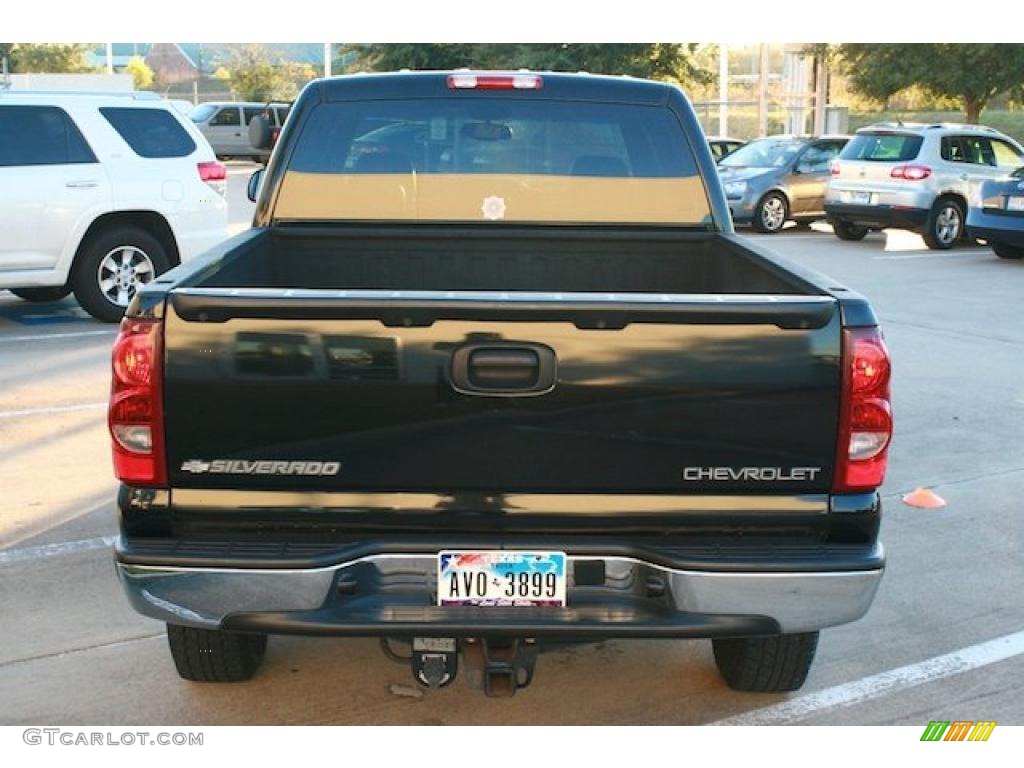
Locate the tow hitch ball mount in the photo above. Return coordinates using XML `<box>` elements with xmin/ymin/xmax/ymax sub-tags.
<box><xmin>410</xmin><ymin>637</ymin><xmax>538</xmax><ymax>697</ymax></box>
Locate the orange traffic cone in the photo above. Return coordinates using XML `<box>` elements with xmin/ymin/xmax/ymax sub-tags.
<box><xmin>901</xmin><ymin>487</ymin><xmax>946</xmax><ymax>509</ymax></box>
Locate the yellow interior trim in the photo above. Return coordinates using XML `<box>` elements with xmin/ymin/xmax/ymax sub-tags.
<box><xmin>274</xmin><ymin>171</ymin><xmax>711</xmax><ymax>224</ymax></box>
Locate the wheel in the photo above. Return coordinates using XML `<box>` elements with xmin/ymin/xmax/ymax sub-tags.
<box><xmin>752</xmin><ymin>192</ymin><xmax>789</xmax><ymax>234</ymax></box>
<box><xmin>71</xmin><ymin>225</ymin><xmax>170</xmax><ymax>323</ymax></box>
<box><xmin>166</xmin><ymin>624</ymin><xmax>267</xmax><ymax>682</ymax></box>
<box><xmin>10</xmin><ymin>286</ymin><xmax>72</xmax><ymax>303</ymax></box>
<box><xmin>833</xmin><ymin>220</ymin><xmax>869</xmax><ymax>241</ymax></box>
<box><xmin>922</xmin><ymin>198</ymin><xmax>964</xmax><ymax>250</ymax></box>
<box><xmin>993</xmin><ymin>243</ymin><xmax>1024</xmax><ymax>260</ymax></box>
<box><xmin>712</xmin><ymin>631</ymin><xmax>819</xmax><ymax>692</ymax></box>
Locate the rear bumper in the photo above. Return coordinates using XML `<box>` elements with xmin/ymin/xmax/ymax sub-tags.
<box><xmin>966</xmin><ymin>209</ymin><xmax>1024</xmax><ymax>247</ymax></box>
<box><xmin>115</xmin><ymin>543</ymin><xmax>884</xmax><ymax>637</ymax></box>
<box><xmin>825</xmin><ymin>203</ymin><xmax>929</xmax><ymax>230</ymax></box>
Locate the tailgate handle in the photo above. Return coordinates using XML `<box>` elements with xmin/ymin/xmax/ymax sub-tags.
<box><xmin>450</xmin><ymin>343</ymin><xmax>557</xmax><ymax>397</ymax></box>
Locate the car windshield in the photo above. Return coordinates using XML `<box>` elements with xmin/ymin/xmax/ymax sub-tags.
<box><xmin>190</xmin><ymin>104</ymin><xmax>217</xmax><ymax>123</ymax></box>
<box><xmin>719</xmin><ymin>138</ymin><xmax>804</xmax><ymax>168</ymax></box>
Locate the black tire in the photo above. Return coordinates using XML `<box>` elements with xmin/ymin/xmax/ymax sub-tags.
<box><xmin>922</xmin><ymin>197</ymin><xmax>964</xmax><ymax>250</ymax></box>
<box><xmin>752</xmin><ymin>192</ymin><xmax>789</xmax><ymax>234</ymax></box>
<box><xmin>71</xmin><ymin>225</ymin><xmax>171</xmax><ymax>323</ymax></box>
<box><xmin>10</xmin><ymin>286</ymin><xmax>72</xmax><ymax>303</ymax></box>
<box><xmin>166</xmin><ymin>624</ymin><xmax>267</xmax><ymax>682</ymax></box>
<box><xmin>833</xmin><ymin>220</ymin><xmax>869</xmax><ymax>241</ymax></box>
<box><xmin>712</xmin><ymin>631</ymin><xmax>819</xmax><ymax>692</ymax></box>
<box><xmin>993</xmin><ymin>243</ymin><xmax>1024</xmax><ymax>260</ymax></box>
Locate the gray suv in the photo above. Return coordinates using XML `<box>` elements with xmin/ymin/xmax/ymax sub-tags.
<box><xmin>825</xmin><ymin>123</ymin><xmax>1024</xmax><ymax>248</ymax></box>
<box><xmin>718</xmin><ymin>135</ymin><xmax>849</xmax><ymax>233</ymax></box>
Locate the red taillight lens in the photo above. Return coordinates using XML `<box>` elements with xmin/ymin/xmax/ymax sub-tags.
<box><xmin>197</xmin><ymin>160</ymin><xmax>227</xmax><ymax>181</ymax></box>
<box><xmin>830</xmin><ymin>160</ymin><xmax>840</xmax><ymax>176</ymax></box>
<box><xmin>834</xmin><ymin>327</ymin><xmax>893</xmax><ymax>493</ymax></box>
<box><xmin>198</xmin><ymin>160</ymin><xmax>227</xmax><ymax>196</ymax></box>
<box><xmin>446</xmin><ymin>73</ymin><xmax>543</xmax><ymax>90</ymax></box>
<box><xmin>109</xmin><ymin>318</ymin><xmax>166</xmax><ymax>486</ymax></box>
<box><xmin>891</xmin><ymin>164</ymin><xmax>932</xmax><ymax>181</ymax></box>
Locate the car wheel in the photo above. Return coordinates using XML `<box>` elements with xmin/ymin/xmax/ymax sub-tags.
<box><xmin>71</xmin><ymin>225</ymin><xmax>171</xmax><ymax>323</ymax></box>
<box><xmin>712</xmin><ymin>631</ymin><xmax>819</xmax><ymax>692</ymax></box>
<box><xmin>993</xmin><ymin>243</ymin><xmax>1024</xmax><ymax>260</ymax></box>
<box><xmin>922</xmin><ymin>198</ymin><xmax>964</xmax><ymax>250</ymax></box>
<box><xmin>833</xmin><ymin>220</ymin><xmax>869</xmax><ymax>241</ymax></box>
<box><xmin>166</xmin><ymin>624</ymin><xmax>267</xmax><ymax>682</ymax></box>
<box><xmin>752</xmin><ymin>192</ymin><xmax>788</xmax><ymax>234</ymax></box>
<box><xmin>10</xmin><ymin>286</ymin><xmax>72</xmax><ymax>303</ymax></box>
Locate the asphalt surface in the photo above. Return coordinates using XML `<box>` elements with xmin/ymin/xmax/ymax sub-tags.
<box><xmin>1</xmin><ymin>165</ymin><xmax>1022</xmax><ymax>725</ymax></box>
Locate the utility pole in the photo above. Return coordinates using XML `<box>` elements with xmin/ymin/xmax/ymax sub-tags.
<box><xmin>324</xmin><ymin>43</ymin><xmax>332</xmax><ymax>78</ymax></box>
<box><xmin>758</xmin><ymin>44</ymin><xmax>769</xmax><ymax>137</ymax></box>
<box><xmin>813</xmin><ymin>56</ymin><xmax>828</xmax><ymax>135</ymax></box>
<box><xmin>718</xmin><ymin>44</ymin><xmax>728</xmax><ymax>137</ymax></box>
<box><xmin>106</xmin><ymin>43</ymin><xmax>113</xmax><ymax>75</ymax></box>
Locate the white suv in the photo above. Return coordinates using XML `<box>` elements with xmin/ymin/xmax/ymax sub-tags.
<box><xmin>0</xmin><ymin>91</ymin><xmax>229</xmax><ymax>321</ymax></box>
<box><xmin>825</xmin><ymin>122</ymin><xmax>1024</xmax><ymax>249</ymax></box>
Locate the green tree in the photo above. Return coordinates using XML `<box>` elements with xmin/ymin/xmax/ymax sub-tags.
<box><xmin>220</xmin><ymin>44</ymin><xmax>315</xmax><ymax>101</ymax></box>
<box><xmin>344</xmin><ymin>43</ymin><xmax>710</xmax><ymax>86</ymax></box>
<box><xmin>124</xmin><ymin>56</ymin><xmax>154</xmax><ymax>90</ymax></box>
<box><xmin>833</xmin><ymin>44</ymin><xmax>1024</xmax><ymax>124</ymax></box>
<box><xmin>9</xmin><ymin>43</ymin><xmax>95</xmax><ymax>73</ymax></box>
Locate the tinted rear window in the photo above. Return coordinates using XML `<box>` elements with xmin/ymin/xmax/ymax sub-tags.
<box><xmin>100</xmin><ymin>107</ymin><xmax>196</xmax><ymax>158</ymax></box>
<box><xmin>0</xmin><ymin>105</ymin><xmax>95</xmax><ymax>167</ymax></box>
<box><xmin>190</xmin><ymin>104</ymin><xmax>217</xmax><ymax>123</ymax></box>
<box><xmin>842</xmin><ymin>133</ymin><xmax>923</xmax><ymax>162</ymax></box>
<box><xmin>289</xmin><ymin>99</ymin><xmax>698</xmax><ymax>178</ymax></box>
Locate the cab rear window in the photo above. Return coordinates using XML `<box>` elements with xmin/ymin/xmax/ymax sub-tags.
<box><xmin>289</xmin><ymin>99</ymin><xmax>698</xmax><ymax>178</ymax></box>
<box><xmin>278</xmin><ymin>98</ymin><xmax>711</xmax><ymax>226</ymax></box>
<box><xmin>100</xmin><ymin>107</ymin><xmax>196</xmax><ymax>158</ymax></box>
<box><xmin>842</xmin><ymin>133</ymin><xmax>923</xmax><ymax>162</ymax></box>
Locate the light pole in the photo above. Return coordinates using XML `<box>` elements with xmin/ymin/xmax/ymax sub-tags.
<box><xmin>324</xmin><ymin>43</ymin><xmax>332</xmax><ymax>78</ymax></box>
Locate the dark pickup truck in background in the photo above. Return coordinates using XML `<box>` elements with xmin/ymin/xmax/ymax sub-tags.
<box><xmin>111</xmin><ymin>71</ymin><xmax>892</xmax><ymax>697</ymax></box>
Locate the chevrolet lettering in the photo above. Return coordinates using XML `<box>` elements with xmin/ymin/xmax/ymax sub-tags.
<box><xmin>682</xmin><ymin>467</ymin><xmax>823</xmax><ymax>482</ymax></box>
<box><xmin>111</xmin><ymin>71</ymin><xmax>892</xmax><ymax>698</ymax></box>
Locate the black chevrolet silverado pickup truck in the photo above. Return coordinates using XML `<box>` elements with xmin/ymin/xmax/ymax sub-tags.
<box><xmin>111</xmin><ymin>71</ymin><xmax>892</xmax><ymax>697</ymax></box>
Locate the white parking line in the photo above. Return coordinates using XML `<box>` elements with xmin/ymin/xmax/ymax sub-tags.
<box><xmin>712</xmin><ymin>629</ymin><xmax>1024</xmax><ymax>725</ymax></box>
<box><xmin>0</xmin><ymin>329</ymin><xmax>115</xmax><ymax>343</ymax></box>
<box><xmin>872</xmin><ymin>251</ymin><xmax>982</xmax><ymax>261</ymax></box>
<box><xmin>0</xmin><ymin>402</ymin><xmax>106</xmax><ymax>419</ymax></box>
<box><xmin>0</xmin><ymin>535</ymin><xmax>115</xmax><ymax>565</ymax></box>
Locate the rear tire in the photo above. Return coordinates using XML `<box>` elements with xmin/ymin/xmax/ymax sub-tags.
<box><xmin>833</xmin><ymin>220</ymin><xmax>869</xmax><ymax>241</ymax></box>
<box><xmin>71</xmin><ymin>225</ymin><xmax>170</xmax><ymax>323</ymax></box>
<box><xmin>166</xmin><ymin>624</ymin><xmax>267</xmax><ymax>682</ymax></box>
<box><xmin>922</xmin><ymin>198</ymin><xmax>964</xmax><ymax>250</ymax></box>
<box><xmin>10</xmin><ymin>286</ymin><xmax>72</xmax><ymax>303</ymax></box>
<box><xmin>752</xmin><ymin>192</ymin><xmax>789</xmax><ymax>234</ymax></box>
<box><xmin>712</xmin><ymin>631</ymin><xmax>819</xmax><ymax>692</ymax></box>
<box><xmin>993</xmin><ymin>243</ymin><xmax>1024</xmax><ymax>260</ymax></box>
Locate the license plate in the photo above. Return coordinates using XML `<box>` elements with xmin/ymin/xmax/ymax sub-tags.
<box><xmin>841</xmin><ymin>191</ymin><xmax>872</xmax><ymax>205</ymax></box>
<box><xmin>437</xmin><ymin>551</ymin><xmax>567</xmax><ymax>607</ymax></box>
<box><xmin>1007</xmin><ymin>196</ymin><xmax>1024</xmax><ymax>211</ymax></box>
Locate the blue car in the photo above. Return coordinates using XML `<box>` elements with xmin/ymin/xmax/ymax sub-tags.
<box><xmin>967</xmin><ymin>166</ymin><xmax>1024</xmax><ymax>260</ymax></box>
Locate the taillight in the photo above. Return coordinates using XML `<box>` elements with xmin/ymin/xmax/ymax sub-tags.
<box><xmin>891</xmin><ymin>164</ymin><xmax>932</xmax><ymax>181</ymax></box>
<box><xmin>198</xmin><ymin>160</ymin><xmax>227</xmax><ymax>196</ymax></box>
<box><xmin>109</xmin><ymin>317</ymin><xmax>166</xmax><ymax>486</ymax></box>
<box><xmin>834</xmin><ymin>326</ymin><xmax>892</xmax><ymax>493</ymax></box>
<box><xmin>446</xmin><ymin>73</ymin><xmax>543</xmax><ymax>90</ymax></box>
<box><xmin>830</xmin><ymin>160</ymin><xmax>841</xmax><ymax>176</ymax></box>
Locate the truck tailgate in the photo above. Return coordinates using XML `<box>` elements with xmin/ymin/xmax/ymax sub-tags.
<box><xmin>162</xmin><ymin>290</ymin><xmax>841</xmax><ymax>494</ymax></box>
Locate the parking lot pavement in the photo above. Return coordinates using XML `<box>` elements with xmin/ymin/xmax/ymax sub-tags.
<box><xmin>1</xmin><ymin>199</ymin><xmax>1022</xmax><ymax>723</ymax></box>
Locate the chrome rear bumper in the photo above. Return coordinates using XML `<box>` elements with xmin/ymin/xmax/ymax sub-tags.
<box><xmin>117</xmin><ymin>549</ymin><xmax>883</xmax><ymax>636</ymax></box>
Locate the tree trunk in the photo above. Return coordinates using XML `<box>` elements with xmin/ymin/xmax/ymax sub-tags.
<box><xmin>964</xmin><ymin>96</ymin><xmax>983</xmax><ymax>125</ymax></box>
